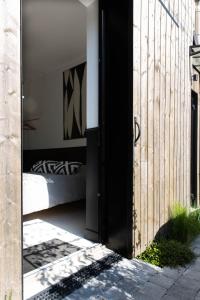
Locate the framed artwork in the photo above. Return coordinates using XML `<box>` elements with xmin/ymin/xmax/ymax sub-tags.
<box><xmin>63</xmin><ymin>62</ymin><xmax>86</xmax><ymax>140</ymax></box>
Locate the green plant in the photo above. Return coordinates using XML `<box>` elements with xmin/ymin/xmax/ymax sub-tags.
<box><xmin>137</xmin><ymin>240</ymin><xmax>195</xmax><ymax>268</ymax></box>
<box><xmin>187</xmin><ymin>209</ymin><xmax>200</xmax><ymax>241</ymax></box>
<box><xmin>5</xmin><ymin>291</ymin><xmax>12</xmax><ymax>300</ymax></box>
<box><xmin>169</xmin><ymin>204</ymin><xmax>200</xmax><ymax>243</ymax></box>
<box><xmin>169</xmin><ymin>203</ymin><xmax>188</xmax><ymax>243</ymax></box>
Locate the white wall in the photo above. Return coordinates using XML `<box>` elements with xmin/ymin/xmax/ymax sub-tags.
<box><xmin>23</xmin><ymin>68</ymin><xmax>87</xmax><ymax>150</ymax></box>
<box><xmin>23</xmin><ymin>0</ymin><xmax>99</xmax><ymax>149</ymax></box>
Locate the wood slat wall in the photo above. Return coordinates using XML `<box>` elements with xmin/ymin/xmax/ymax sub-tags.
<box><xmin>133</xmin><ymin>0</ymin><xmax>195</xmax><ymax>255</ymax></box>
<box><xmin>0</xmin><ymin>0</ymin><xmax>22</xmax><ymax>298</ymax></box>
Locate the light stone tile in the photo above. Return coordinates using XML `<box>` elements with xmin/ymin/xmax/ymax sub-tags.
<box><xmin>191</xmin><ymin>247</ymin><xmax>200</xmax><ymax>256</ymax></box>
<box><xmin>161</xmin><ymin>266</ymin><xmax>185</xmax><ymax>280</ymax></box>
<box><xmin>175</xmin><ymin>277</ymin><xmax>200</xmax><ymax>293</ymax></box>
<box><xmin>165</xmin><ymin>284</ymin><xmax>196</xmax><ymax>300</ymax></box>
<box><xmin>182</xmin><ymin>268</ymin><xmax>200</xmax><ymax>281</ymax></box>
<box><xmin>188</xmin><ymin>258</ymin><xmax>200</xmax><ymax>272</ymax></box>
<box><xmin>162</xmin><ymin>295</ymin><xmax>180</xmax><ymax>300</ymax></box>
<box><xmin>195</xmin><ymin>290</ymin><xmax>200</xmax><ymax>300</ymax></box>
<box><xmin>136</xmin><ymin>281</ymin><xmax>167</xmax><ymax>299</ymax></box>
<box><xmin>149</xmin><ymin>273</ymin><xmax>174</xmax><ymax>289</ymax></box>
<box><xmin>24</xmin><ymin>230</ymin><xmax>200</xmax><ymax>300</ymax></box>
<box><xmin>103</xmin><ymin>286</ymin><xmax>133</xmax><ymax>300</ymax></box>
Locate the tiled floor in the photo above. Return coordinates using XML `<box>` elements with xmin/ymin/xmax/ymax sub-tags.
<box><xmin>23</xmin><ymin>202</ymin><xmax>99</xmax><ymax>299</ymax></box>
<box><xmin>23</xmin><ymin>201</ymin><xmax>86</xmax><ymax>238</ymax></box>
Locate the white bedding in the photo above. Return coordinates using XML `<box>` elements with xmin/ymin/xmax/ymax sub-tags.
<box><xmin>23</xmin><ymin>167</ymin><xmax>86</xmax><ymax>215</ymax></box>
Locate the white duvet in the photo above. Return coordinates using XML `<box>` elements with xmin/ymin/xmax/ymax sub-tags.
<box><xmin>23</xmin><ymin>168</ymin><xmax>86</xmax><ymax>215</ymax></box>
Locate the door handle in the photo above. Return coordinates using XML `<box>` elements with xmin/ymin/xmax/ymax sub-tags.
<box><xmin>134</xmin><ymin>117</ymin><xmax>141</xmax><ymax>146</ymax></box>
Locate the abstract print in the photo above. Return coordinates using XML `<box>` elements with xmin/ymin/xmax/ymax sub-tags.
<box><xmin>63</xmin><ymin>62</ymin><xmax>86</xmax><ymax>140</ymax></box>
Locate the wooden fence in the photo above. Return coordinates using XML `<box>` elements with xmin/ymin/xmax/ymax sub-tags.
<box><xmin>133</xmin><ymin>0</ymin><xmax>196</xmax><ymax>255</ymax></box>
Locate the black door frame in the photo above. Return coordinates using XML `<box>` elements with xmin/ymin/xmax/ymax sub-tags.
<box><xmin>98</xmin><ymin>0</ymin><xmax>133</xmax><ymax>258</ymax></box>
<box><xmin>191</xmin><ymin>90</ymin><xmax>198</xmax><ymax>206</ymax></box>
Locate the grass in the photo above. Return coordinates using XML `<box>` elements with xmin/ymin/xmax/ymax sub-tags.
<box><xmin>137</xmin><ymin>203</ymin><xmax>200</xmax><ymax>268</ymax></box>
<box><xmin>169</xmin><ymin>204</ymin><xmax>200</xmax><ymax>243</ymax></box>
<box><xmin>5</xmin><ymin>291</ymin><xmax>12</xmax><ymax>300</ymax></box>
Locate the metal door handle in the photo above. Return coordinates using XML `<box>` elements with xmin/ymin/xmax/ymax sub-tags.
<box><xmin>134</xmin><ymin>117</ymin><xmax>141</xmax><ymax>146</ymax></box>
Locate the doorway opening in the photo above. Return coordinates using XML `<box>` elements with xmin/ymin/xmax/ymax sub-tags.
<box><xmin>22</xmin><ymin>0</ymin><xmax>100</xmax><ymax>298</ymax></box>
<box><xmin>21</xmin><ymin>0</ymin><xmax>134</xmax><ymax>297</ymax></box>
<box><xmin>191</xmin><ymin>90</ymin><xmax>198</xmax><ymax>206</ymax></box>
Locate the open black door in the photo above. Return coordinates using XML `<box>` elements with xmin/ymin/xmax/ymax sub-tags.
<box><xmin>99</xmin><ymin>0</ymin><xmax>133</xmax><ymax>258</ymax></box>
<box><xmin>191</xmin><ymin>90</ymin><xmax>198</xmax><ymax>206</ymax></box>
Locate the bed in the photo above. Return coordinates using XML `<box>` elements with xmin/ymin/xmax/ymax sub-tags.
<box><xmin>23</xmin><ymin>147</ymin><xmax>86</xmax><ymax>215</ymax></box>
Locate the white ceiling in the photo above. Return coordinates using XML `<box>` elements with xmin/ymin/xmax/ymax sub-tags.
<box><xmin>22</xmin><ymin>0</ymin><xmax>87</xmax><ymax>75</ymax></box>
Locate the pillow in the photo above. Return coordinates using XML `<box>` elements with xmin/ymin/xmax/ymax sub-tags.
<box><xmin>53</xmin><ymin>161</ymin><xmax>82</xmax><ymax>175</ymax></box>
<box><xmin>30</xmin><ymin>160</ymin><xmax>82</xmax><ymax>175</ymax></box>
<box><xmin>30</xmin><ymin>160</ymin><xmax>57</xmax><ymax>174</ymax></box>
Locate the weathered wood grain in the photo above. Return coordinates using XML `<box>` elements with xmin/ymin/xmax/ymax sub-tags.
<box><xmin>147</xmin><ymin>0</ymin><xmax>155</xmax><ymax>246</ymax></box>
<box><xmin>133</xmin><ymin>0</ymin><xmax>142</xmax><ymax>255</ymax></box>
<box><xmin>133</xmin><ymin>0</ymin><xmax>195</xmax><ymax>256</ymax></box>
<box><xmin>0</xmin><ymin>0</ymin><xmax>22</xmax><ymax>298</ymax></box>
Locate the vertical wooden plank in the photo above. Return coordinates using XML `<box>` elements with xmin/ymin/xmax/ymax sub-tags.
<box><xmin>140</xmin><ymin>0</ymin><xmax>149</xmax><ymax>252</ymax></box>
<box><xmin>0</xmin><ymin>0</ymin><xmax>22</xmax><ymax>299</ymax></box>
<box><xmin>187</xmin><ymin>0</ymin><xmax>193</xmax><ymax>206</ymax></box>
<box><xmin>180</xmin><ymin>0</ymin><xmax>185</xmax><ymax>206</ymax></box>
<box><xmin>173</xmin><ymin>0</ymin><xmax>179</xmax><ymax>204</ymax></box>
<box><xmin>160</xmin><ymin>4</ymin><xmax>167</xmax><ymax>224</ymax></box>
<box><xmin>133</xmin><ymin>0</ymin><xmax>142</xmax><ymax>256</ymax></box>
<box><xmin>164</xmin><ymin>3</ymin><xmax>171</xmax><ymax>218</ymax></box>
<box><xmin>169</xmin><ymin>0</ymin><xmax>176</xmax><ymax>209</ymax></box>
<box><xmin>176</xmin><ymin>0</ymin><xmax>181</xmax><ymax>206</ymax></box>
<box><xmin>147</xmin><ymin>0</ymin><xmax>155</xmax><ymax>245</ymax></box>
<box><xmin>153</xmin><ymin>0</ymin><xmax>161</xmax><ymax>236</ymax></box>
<box><xmin>184</xmin><ymin>0</ymin><xmax>189</xmax><ymax>206</ymax></box>
<box><xmin>183</xmin><ymin>0</ymin><xmax>187</xmax><ymax>206</ymax></box>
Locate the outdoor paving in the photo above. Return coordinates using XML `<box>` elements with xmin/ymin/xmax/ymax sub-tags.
<box><xmin>65</xmin><ymin>236</ymin><xmax>200</xmax><ymax>300</ymax></box>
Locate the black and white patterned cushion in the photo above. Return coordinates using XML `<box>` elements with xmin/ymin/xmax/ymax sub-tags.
<box><xmin>30</xmin><ymin>160</ymin><xmax>57</xmax><ymax>174</ymax></box>
<box><xmin>30</xmin><ymin>160</ymin><xmax>82</xmax><ymax>175</ymax></box>
<box><xmin>53</xmin><ymin>161</ymin><xmax>82</xmax><ymax>175</ymax></box>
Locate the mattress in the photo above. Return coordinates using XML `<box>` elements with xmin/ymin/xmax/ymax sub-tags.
<box><xmin>23</xmin><ymin>166</ymin><xmax>86</xmax><ymax>215</ymax></box>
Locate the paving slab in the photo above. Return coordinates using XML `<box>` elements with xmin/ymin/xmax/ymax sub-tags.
<box><xmin>65</xmin><ymin>235</ymin><xmax>200</xmax><ymax>300</ymax></box>
<box><xmin>182</xmin><ymin>268</ymin><xmax>200</xmax><ymax>281</ymax></box>
<box><xmin>195</xmin><ymin>290</ymin><xmax>200</xmax><ymax>300</ymax></box>
<box><xmin>30</xmin><ymin>234</ymin><xmax>200</xmax><ymax>299</ymax></box>
<box><xmin>162</xmin><ymin>295</ymin><xmax>179</xmax><ymax>300</ymax></box>
<box><xmin>175</xmin><ymin>276</ymin><xmax>200</xmax><ymax>292</ymax></box>
<box><xmin>148</xmin><ymin>273</ymin><xmax>174</xmax><ymax>289</ymax></box>
<box><xmin>163</xmin><ymin>283</ymin><xmax>197</xmax><ymax>300</ymax></box>
<box><xmin>135</xmin><ymin>281</ymin><xmax>167</xmax><ymax>299</ymax></box>
<box><xmin>161</xmin><ymin>266</ymin><xmax>185</xmax><ymax>279</ymax></box>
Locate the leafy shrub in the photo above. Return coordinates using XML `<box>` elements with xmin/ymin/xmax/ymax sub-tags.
<box><xmin>137</xmin><ymin>240</ymin><xmax>195</xmax><ymax>268</ymax></box>
<box><xmin>138</xmin><ymin>204</ymin><xmax>200</xmax><ymax>268</ymax></box>
<box><xmin>169</xmin><ymin>204</ymin><xmax>200</xmax><ymax>243</ymax></box>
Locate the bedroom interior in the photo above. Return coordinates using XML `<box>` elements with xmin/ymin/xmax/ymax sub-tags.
<box><xmin>22</xmin><ymin>0</ymin><xmax>99</xmax><ymax>293</ymax></box>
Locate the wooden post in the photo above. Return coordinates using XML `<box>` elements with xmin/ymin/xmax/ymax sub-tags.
<box><xmin>0</xmin><ymin>0</ymin><xmax>22</xmax><ymax>299</ymax></box>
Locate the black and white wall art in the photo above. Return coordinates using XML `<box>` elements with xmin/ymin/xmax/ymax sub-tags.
<box><xmin>63</xmin><ymin>62</ymin><xmax>86</xmax><ymax>140</ymax></box>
